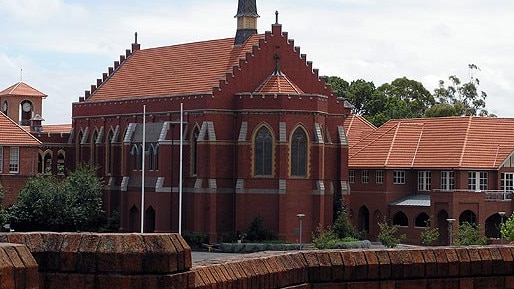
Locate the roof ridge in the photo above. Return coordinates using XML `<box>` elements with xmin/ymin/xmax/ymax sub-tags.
<box><xmin>349</xmin><ymin>122</ymin><xmax>399</xmax><ymax>158</ymax></box>
<box><xmin>410</xmin><ymin>123</ymin><xmax>425</xmax><ymax>167</ymax></box>
<box><xmin>0</xmin><ymin>112</ymin><xmax>42</xmax><ymax>145</ymax></box>
<box><xmin>385</xmin><ymin>122</ymin><xmax>401</xmax><ymax>167</ymax></box>
<box><xmin>9</xmin><ymin>82</ymin><xmax>22</xmax><ymax>94</ymax></box>
<box><xmin>458</xmin><ymin>116</ymin><xmax>473</xmax><ymax>167</ymax></box>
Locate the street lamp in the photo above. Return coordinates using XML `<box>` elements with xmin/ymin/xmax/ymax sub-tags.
<box><xmin>499</xmin><ymin>211</ymin><xmax>506</xmax><ymax>244</ymax></box>
<box><xmin>297</xmin><ymin>213</ymin><xmax>305</xmax><ymax>249</ymax></box>
<box><xmin>446</xmin><ymin>218</ymin><xmax>456</xmax><ymax>246</ymax></box>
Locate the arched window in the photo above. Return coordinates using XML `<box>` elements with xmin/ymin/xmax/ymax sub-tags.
<box><xmin>77</xmin><ymin>131</ymin><xmax>83</xmax><ymax>164</ymax></box>
<box><xmin>291</xmin><ymin>127</ymin><xmax>307</xmax><ymax>177</ymax></box>
<box><xmin>154</xmin><ymin>144</ymin><xmax>159</xmax><ymax>171</ymax></box>
<box><xmin>415</xmin><ymin>212</ymin><xmax>430</xmax><ymax>227</ymax></box>
<box><xmin>37</xmin><ymin>153</ymin><xmax>43</xmax><ymax>174</ymax></box>
<box><xmin>144</xmin><ymin>207</ymin><xmax>156</xmax><ymax>233</ymax></box>
<box><xmin>57</xmin><ymin>150</ymin><xmax>65</xmax><ymax>175</ymax></box>
<box><xmin>131</xmin><ymin>145</ymin><xmax>140</xmax><ymax>171</ymax></box>
<box><xmin>393</xmin><ymin>211</ymin><xmax>408</xmax><ymax>227</ymax></box>
<box><xmin>43</xmin><ymin>151</ymin><xmax>53</xmax><ymax>174</ymax></box>
<box><xmin>459</xmin><ymin>210</ymin><xmax>477</xmax><ymax>225</ymax></box>
<box><xmin>2</xmin><ymin>100</ymin><xmax>8</xmax><ymax>115</ymax></box>
<box><xmin>106</xmin><ymin>129</ymin><xmax>114</xmax><ymax>174</ymax></box>
<box><xmin>20</xmin><ymin>100</ymin><xmax>33</xmax><ymax>126</ymax></box>
<box><xmin>148</xmin><ymin>145</ymin><xmax>155</xmax><ymax>171</ymax></box>
<box><xmin>191</xmin><ymin>127</ymin><xmax>199</xmax><ymax>175</ymax></box>
<box><xmin>91</xmin><ymin>130</ymin><xmax>98</xmax><ymax>165</ymax></box>
<box><xmin>254</xmin><ymin>126</ymin><xmax>273</xmax><ymax>176</ymax></box>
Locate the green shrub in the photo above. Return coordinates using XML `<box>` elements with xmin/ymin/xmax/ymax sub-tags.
<box><xmin>245</xmin><ymin>216</ymin><xmax>277</xmax><ymax>242</ymax></box>
<box><xmin>501</xmin><ymin>214</ymin><xmax>514</xmax><ymax>241</ymax></box>
<box><xmin>311</xmin><ymin>223</ymin><xmax>364</xmax><ymax>249</ymax></box>
<box><xmin>332</xmin><ymin>210</ymin><xmax>358</xmax><ymax>239</ymax></box>
<box><xmin>377</xmin><ymin>221</ymin><xmax>406</xmax><ymax>248</ymax></box>
<box><xmin>454</xmin><ymin>222</ymin><xmax>487</xmax><ymax>246</ymax></box>
<box><xmin>420</xmin><ymin>227</ymin><xmax>440</xmax><ymax>246</ymax></box>
<box><xmin>182</xmin><ymin>231</ymin><xmax>209</xmax><ymax>250</ymax></box>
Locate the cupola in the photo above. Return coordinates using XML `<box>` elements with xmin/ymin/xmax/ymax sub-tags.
<box><xmin>234</xmin><ymin>0</ymin><xmax>259</xmax><ymax>46</ymax></box>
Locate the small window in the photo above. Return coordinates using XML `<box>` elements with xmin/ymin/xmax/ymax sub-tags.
<box><xmin>349</xmin><ymin>170</ymin><xmax>355</xmax><ymax>183</ymax></box>
<box><xmin>418</xmin><ymin>171</ymin><xmax>431</xmax><ymax>191</ymax></box>
<box><xmin>441</xmin><ymin>171</ymin><xmax>455</xmax><ymax>191</ymax></box>
<box><xmin>9</xmin><ymin>147</ymin><xmax>19</xmax><ymax>173</ymax></box>
<box><xmin>468</xmin><ymin>171</ymin><xmax>487</xmax><ymax>191</ymax></box>
<box><xmin>361</xmin><ymin>170</ymin><xmax>369</xmax><ymax>184</ymax></box>
<box><xmin>376</xmin><ymin>170</ymin><xmax>384</xmax><ymax>184</ymax></box>
<box><xmin>393</xmin><ymin>170</ymin><xmax>405</xmax><ymax>184</ymax></box>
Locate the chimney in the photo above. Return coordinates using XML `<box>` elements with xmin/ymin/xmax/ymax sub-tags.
<box><xmin>30</xmin><ymin>114</ymin><xmax>44</xmax><ymax>133</ymax></box>
<box><xmin>234</xmin><ymin>0</ymin><xmax>259</xmax><ymax>46</ymax></box>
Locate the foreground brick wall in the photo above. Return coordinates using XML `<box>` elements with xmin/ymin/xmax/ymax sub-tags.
<box><xmin>3</xmin><ymin>232</ymin><xmax>514</xmax><ymax>289</ymax></box>
<box><xmin>193</xmin><ymin>246</ymin><xmax>514</xmax><ymax>289</ymax></box>
<box><xmin>0</xmin><ymin>233</ymin><xmax>193</xmax><ymax>289</ymax></box>
<box><xmin>0</xmin><ymin>243</ymin><xmax>38</xmax><ymax>289</ymax></box>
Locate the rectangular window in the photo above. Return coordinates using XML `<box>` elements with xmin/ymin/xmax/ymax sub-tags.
<box><xmin>418</xmin><ymin>171</ymin><xmax>431</xmax><ymax>191</ymax></box>
<box><xmin>440</xmin><ymin>171</ymin><xmax>455</xmax><ymax>191</ymax></box>
<box><xmin>468</xmin><ymin>171</ymin><xmax>488</xmax><ymax>191</ymax></box>
<box><xmin>393</xmin><ymin>170</ymin><xmax>405</xmax><ymax>184</ymax></box>
<box><xmin>376</xmin><ymin>170</ymin><xmax>384</xmax><ymax>184</ymax></box>
<box><xmin>0</xmin><ymin>146</ymin><xmax>3</xmax><ymax>173</ymax></box>
<box><xmin>361</xmin><ymin>170</ymin><xmax>369</xmax><ymax>184</ymax></box>
<box><xmin>9</xmin><ymin>147</ymin><xmax>19</xmax><ymax>173</ymax></box>
<box><xmin>501</xmin><ymin>173</ymin><xmax>514</xmax><ymax>191</ymax></box>
<box><xmin>349</xmin><ymin>170</ymin><xmax>355</xmax><ymax>183</ymax></box>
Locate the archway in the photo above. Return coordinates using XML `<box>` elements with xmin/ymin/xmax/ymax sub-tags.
<box><xmin>415</xmin><ymin>212</ymin><xmax>430</xmax><ymax>227</ymax></box>
<box><xmin>459</xmin><ymin>210</ymin><xmax>477</xmax><ymax>225</ymax></box>
<box><xmin>358</xmin><ymin>206</ymin><xmax>370</xmax><ymax>234</ymax></box>
<box><xmin>485</xmin><ymin>213</ymin><xmax>502</xmax><ymax>238</ymax></box>
<box><xmin>128</xmin><ymin>205</ymin><xmax>140</xmax><ymax>232</ymax></box>
<box><xmin>144</xmin><ymin>207</ymin><xmax>156</xmax><ymax>233</ymax></box>
<box><xmin>392</xmin><ymin>211</ymin><xmax>408</xmax><ymax>227</ymax></box>
<box><xmin>437</xmin><ymin>210</ymin><xmax>449</xmax><ymax>245</ymax></box>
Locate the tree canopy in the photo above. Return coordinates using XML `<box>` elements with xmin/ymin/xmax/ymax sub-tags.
<box><xmin>326</xmin><ymin>64</ymin><xmax>493</xmax><ymax>127</ymax></box>
<box><xmin>8</xmin><ymin>165</ymin><xmax>106</xmax><ymax>232</ymax></box>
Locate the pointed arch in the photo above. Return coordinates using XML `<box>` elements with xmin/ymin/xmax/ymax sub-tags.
<box><xmin>76</xmin><ymin>130</ymin><xmax>84</xmax><ymax>164</ymax></box>
<box><xmin>105</xmin><ymin>128</ymin><xmax>114</xmax><ymax>174</ymax></box>
<box><xmin>57</xmin><ymin>150</ymin><xmax>65</xmax><ymax>175</ymax></box>
<box><xmin>154</xmin><ymin>144</ymin><xmax>159</xmax><ymax>171</ymax></box>
<box><xmin>91</xmin><ymin>129</ymin><xmax>99</xmax><ymax>165</ymax></box>
<box><xmin>128</xmin><ymin>205</ymin><xmax>140</xmax><ymax>232</ymax></box>
<box><xmin>144</xmin><ymin>206</ymin><xmax>156</xmax><ymax>233</ymax></box>
<box><xmin>148</xmin><ymin>144</ymin><xmax>155</xmax><ymax>171</ymax></box>
<box><xmin>415</xmin><ymin>212</ymin><xmax>430</xmax><ymax>227</ymax></box>
<box><xmin>191</xmin><ymin>125</ymin><xmax>200</xmax><ymax>175</ymax></box>
<box><xmin>43</xmin><ymin>150</ymin><xmax>53</xmax><ymax>174</ymax></box>
<box><xmin>393</xmin><ymin>211</ymin><xmax>408</xmax><ymax>227</ymax></box>
<box><xmin>358</xmin><ymin>205</ymin><xmax>370</xmax><ymax>233</ymax></box>
<box><xmin>131</xmin><ymin>144</ymin><xmax>140</xmax><ymax>171</ymax></box>
<box><xmin>253</xmin><ymin>124</ymin><xmax>274</xmax><ymax>176</ymax></box>
<box><xmin>290</xmin><ymin>125</ymin><xmax>308</xmax><ymax>177</ymax></box>
<box><xmin>459</xmin><ymin>210</ymin><xmax>477</xmax><ymax>225</ymax></box>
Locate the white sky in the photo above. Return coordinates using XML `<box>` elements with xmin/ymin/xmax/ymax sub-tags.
<box><xmin>1</xmin><ymin>0</ymin><xmax>513</xmax><ymax>124</ymax></box>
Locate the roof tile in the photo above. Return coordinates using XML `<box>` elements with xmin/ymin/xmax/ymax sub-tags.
<box><xmin>0</xmin><ymin>113</ymin><xmax>42</xmax><ymax>146</ymax></box>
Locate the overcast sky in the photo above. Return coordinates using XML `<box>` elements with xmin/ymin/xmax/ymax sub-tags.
<box><xmin>1</xmin><ymin>0</ymin><xmax>513</xmax><ymax>124</ymax></box>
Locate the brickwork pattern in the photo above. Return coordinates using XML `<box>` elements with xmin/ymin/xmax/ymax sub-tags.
<box><xmin>0</xmin><ymin>243</ymin><xmax>39</xmax><ymax>289</ymax></box>
<box><xmin>0</xmin><ymin>232</ymin><xmax>193</xmax><ymax>289</ymax></box>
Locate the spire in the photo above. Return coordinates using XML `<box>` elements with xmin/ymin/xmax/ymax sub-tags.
<box><xmin>234</xmin><ymin>0</ymin><xmax>259</xmax><ymax>46</ymax></box>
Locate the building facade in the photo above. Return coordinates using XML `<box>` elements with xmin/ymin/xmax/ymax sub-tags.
<box><xmin>347</xmin><ymin>116</ymin><xmax>514</xmax><ymax>245</ymax></box>
<box><xmin>70</xmin><ymin>0</ymin><xmax>352</xmax><ymax>242</ymax></box>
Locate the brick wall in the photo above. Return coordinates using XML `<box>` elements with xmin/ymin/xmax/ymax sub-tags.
<box><xmin>2</xmin><ymin>232</ymin><xmax>514</xmax><ymax>289</ymax></box>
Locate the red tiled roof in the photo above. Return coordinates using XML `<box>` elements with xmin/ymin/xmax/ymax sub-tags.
<box><xmin>89</xmin><ymin>35</ymin><xmax>263</xmax><ymax>101</ymax></box>
<box><xmin>349</xmin><ymin>116</ymin><xmax>514</xmax><ymax>169</ymax></box>
<box><xmin>343</xmin><ymin>115</ymin><xmax>376</xmax><ymax>147</ymax></box>
<box><xmin>41</xmin><ymin>124</ymin><xmax>72</xmax><ymax>134</ymax></box>
<box><xmin>255</xmin><ymin>73</ymin><xmax>304</xmax><ymax>94</ymax></box>
<box><xmin>0</xmin><ymin>113</ymin><xmax>42</xmax><ymax>146</ymax></box>
<box><xmin>0</xmin><ymin>82</ymin><xmax>47</xmax><ymax>97</ymax></box>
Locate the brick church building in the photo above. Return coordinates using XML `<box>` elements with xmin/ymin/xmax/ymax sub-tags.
<box><xmin>69</xmin><ymin>0</ymin><xmax>351</xmax><ymax>242</ymax></box>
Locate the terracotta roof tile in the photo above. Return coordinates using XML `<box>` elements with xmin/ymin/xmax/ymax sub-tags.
<box><xmin>0</xmin><ymin>82</ymin><xmax>47</xmax><ymax>97</ymax></box>
<box><xmin>349</xmin><ymin>117</ymin><xmax>514</xmax><ymax>169</ymax></box>
<box><xmin>255</xmin><ymin>73</ymin><xmax>304</xmax><ymax>94</ymax></box>
<box><xmin>41</xmin><ymin>124</ymin><xmax>72</xmax><ymax>134</ymax></box>
<box><xmin>343</xmin><ymin>115</ymin><xmax>376</xmax><ymax>148</ymax></box>
<box><xmin>0</xmin><ymin>113</ymin><xmax>42</xmax><ymax>146</ymax></box>
<box><xmin>88</xmin><ymin>35</ymin><xmax>262</xmax><ymax>101</ymax></box>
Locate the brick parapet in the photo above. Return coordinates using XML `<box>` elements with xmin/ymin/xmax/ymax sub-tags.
<box><xmin>0</xmin><ymin>232</ymin><xmax>193</xmax><ymax>289</ymax></box>
<box><xmin>0</xmin><ymin>243</ymin><xmax>39</xmax><ymax>289</ymax></box>
<box><xmin>192</xmin><ymin>246</ymin><xmax>514</xmax><ymax>289</ymax></box>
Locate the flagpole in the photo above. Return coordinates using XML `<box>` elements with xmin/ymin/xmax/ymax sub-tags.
<box><xmin>178</xmin><ymin>103</ymin><xmax>184</xmax><ymax>235</ymax></box>
<box><xmin>140</xmin><ymin>105</ymin><xmax>146</xmax><ymax>233</ymax></box>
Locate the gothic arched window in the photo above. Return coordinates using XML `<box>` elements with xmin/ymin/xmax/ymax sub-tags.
<box><xmin>254</xmin><ymin>126</ymin><xmax>273</xmax><ymax>176</ymax></box>
<box><xmin>291</xmin><ymin>127</ymin><xmax>307</xmax><ymax>177</ymax></box>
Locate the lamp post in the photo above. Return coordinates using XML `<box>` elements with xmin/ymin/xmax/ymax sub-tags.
<box><xmin>446</xmin><ymin>218</ymin><xmax>456</xmax><ymax>246</ymax></box>
<box><xmin>297</xmin><ymin>213</ymin><xmax>305</xmax><ymax>249</ymax></box>
<box><xmin>499</xmin><ymin>211</ymin><xmax>506</xmax><ymax>244</ymax></box>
